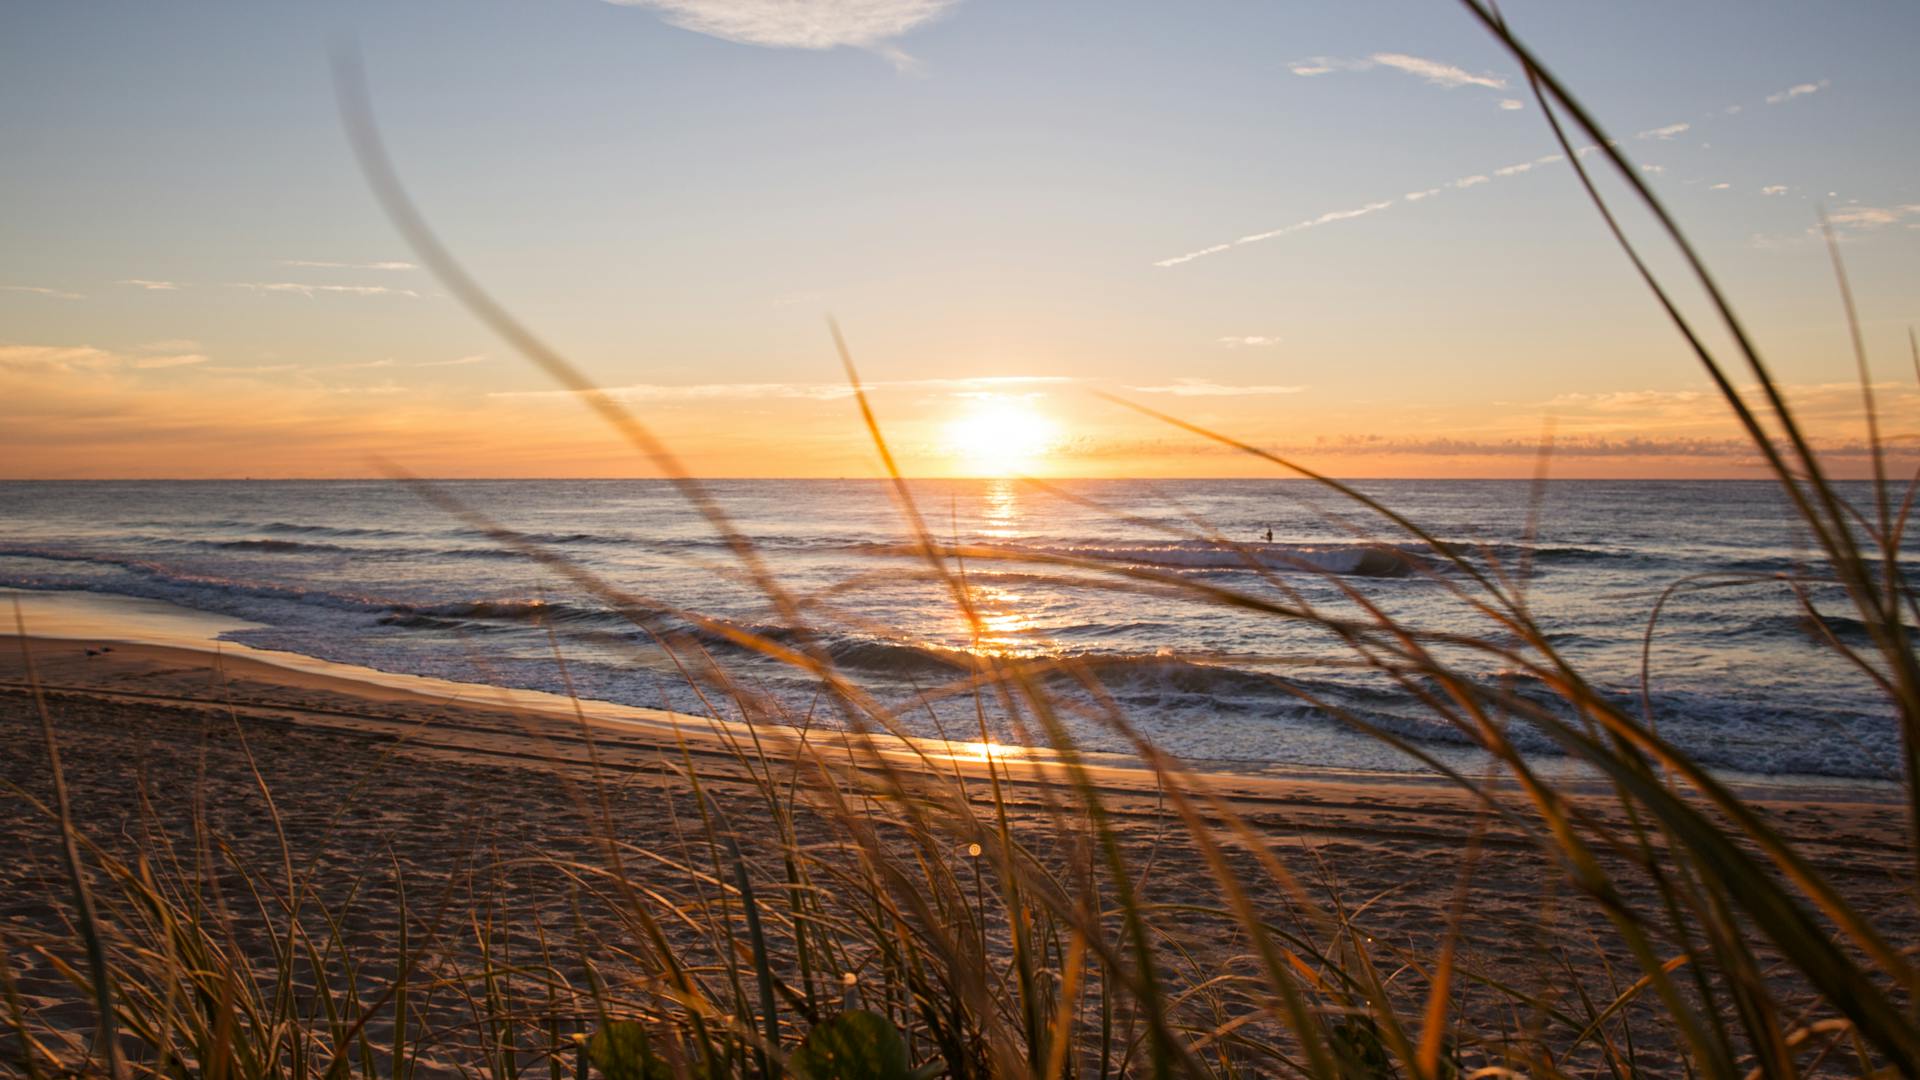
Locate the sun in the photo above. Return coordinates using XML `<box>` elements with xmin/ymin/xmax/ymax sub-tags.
<box><xmin>943</xmin><ymin>398</ymin><xmax>1058</xmax><ymax>476</ymax></box>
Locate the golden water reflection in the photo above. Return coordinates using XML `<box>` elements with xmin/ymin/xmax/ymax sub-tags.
<box><xmin>979</xmin><ymin>477</ymin><xmax>1021</xmax><ymax>539</ymax></box>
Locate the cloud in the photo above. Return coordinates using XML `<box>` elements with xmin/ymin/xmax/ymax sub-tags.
<box><xmin>1827</xmin><ymin>205</ymin><xmax>1920</xmax><ymax>230</ymax></box>
<box><xmin>1257</xmin><ymin>381</ymin><xmax>1920</xmax><ymax>463</ymax></box>
<box><xmin>503</xmin><ymin>382</ymin><xmax>860</xmax><ymax>403</ymax></box>
<box><xmin>0</xmin><ymin>345</ymin><xmax>119</xmax><ymax>374</ymax></box>
<box><xmin>1369</xmin><ymin>52</ymin><xmax>1505</xmax><ymax>90</ymax></box>
<box><xmin>1543</xmin><ymin>389</ymin><xmax>1708</xmax><ymax>412</ymax></box>
<box><xmin>1</xmin><ymin>285</ymin><xmax>83</xmax><ymax>301</ymax></box>
<box><xmin>1217</xmin><ymin>336</ymin><xmax>1281</xmax><ymax>348</ymax></box>
<box><xmin>331</xmin><ymin>382</ymin><xmax>410</xmax><ymax>396</ymax></box>
<box><xmin>1711</xmin><ymin>182</ymin><xmax>1731</xmax><ymax>190</ymax></box>
<box><xmin>1128</xmin><ymin>379</ymin><xmax>1305</xmax><ymax>397</ymax></box>
<box><xmin>416</xmin><ymin>353</ymin><xmax>489</xmax><ymax>367</ymax></box>
<box><xmin>1764</xmin><ymin>80</ymin><xmax>1829</xmax><ymax>105</ymax></box>
<box><xmin>118</xmin><ymin>279</ymin><xmax>183</xmax><ymax>290</ymax></box>
<box><xmin>1636</xmin><ymin>122</ymin><xmax>1690</xmax><ymax>140</ymax></box>
<box><xmin>493</xmin><ymin>374</ymin><xmax>1073</xmax><ymax>403</ymax></box>
<box><xmin>0</xmin><ymin>343</ymin><xmax>205</xmax><ymax>374</ymax></box>
<box><xmin>605</xmin><ymin>0</ymin><xmax>957</xmax><ymax>63</ymax></box>
<box><xmin>1297</xmin><ymin>435</ymin><xmax>1823</xmax><ymax>459</ymax></box>
<box><xmin>1155</xmin><ymin>199</ymin><xmax>1395</xmax><ymax>267</ymax></box>
<box><xmin>278</xmin><ymin>259</ymin><xmax>418</xmax><ymax>271</ymax></box>
<box><xmin>231</xmin><ymin>282</ymin><xmax>421</xmax><ymax>298</ymax></box>
<box><xmin>1287</xmin><ymin>57</ymin><xmax>1367</xmax><ymax>77</ymax></box>
<box><xmin>1641</xmin><ymin>164</ymin><xmax>1665</xmax><ymax>174</ymax></box>
<box><xmin>131</xmin><ymin>354</ymin><xmax>211</xmax><ymax>370</ymax></box>
<box><xmin>1289</xmin><ymin>53</ymin><xmax>1509</xmax><ymax>100</ymax></box>
<box><xmin>1154</xmin><ymin>146</ymin><xmax>1608</xmax><ymax>267</ymax></box>
<box><xmin>1761</xmin><ymin>185</ymin><xmax>1788</xmax><ymax>196</ymax></box>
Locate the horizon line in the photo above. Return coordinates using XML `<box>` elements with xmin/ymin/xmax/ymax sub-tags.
<box><xmin>0</xmin><ymin>474</ymin><xmax>1834</xmax><ymax>484</ymax></box>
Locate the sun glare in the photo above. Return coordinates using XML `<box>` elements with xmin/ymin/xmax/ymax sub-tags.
<box><xmin>943</xmin><ymin>399</ymin><xmax>1058</xmax><ymax>476</ymax></box>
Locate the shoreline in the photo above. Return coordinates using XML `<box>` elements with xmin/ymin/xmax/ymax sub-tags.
<box><xmin>3</xmin><ymin>585</ymin><xmax>1900</xmax><ymax>804</ymax></box>
<box><xmin>6</xmin><ymin>631</ymin><xmax>1910</xmax><ymax>863</ymax></box>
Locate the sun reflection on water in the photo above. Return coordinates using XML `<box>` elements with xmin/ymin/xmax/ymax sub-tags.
<box><xmin>979</xmin><ymin>478</ymin><xmax>1021</xmax><ymax>540</ymax></box>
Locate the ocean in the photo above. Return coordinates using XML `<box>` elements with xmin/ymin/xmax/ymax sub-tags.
<box><xmin>0</xmin><ymin>478</ymin><xmax>1903</xmax><ymax>784</ymax></box>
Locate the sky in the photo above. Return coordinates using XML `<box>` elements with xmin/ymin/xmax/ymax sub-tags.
<box><xmin>3</xmin><ymin>0</ymin><xmax>1918</xmax><ymax>479</ymax></box>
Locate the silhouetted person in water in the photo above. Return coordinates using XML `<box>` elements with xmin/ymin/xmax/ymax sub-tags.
<box><xmin>1264</xmin><ymin>527</ymin><xmax>1273</xmax><ymax>543</ymax></box>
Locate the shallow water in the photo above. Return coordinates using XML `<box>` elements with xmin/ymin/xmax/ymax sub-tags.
<box><xmin>0</xmin><ymin>478</ymin><xmax>1905</xmax><ymax>782</ymax></box>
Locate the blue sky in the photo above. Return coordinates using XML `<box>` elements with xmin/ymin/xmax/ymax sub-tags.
<box><xmin>3</xmin><ymin>0</ymin><xmax>1917</xmax><ymax>477</ymax></box>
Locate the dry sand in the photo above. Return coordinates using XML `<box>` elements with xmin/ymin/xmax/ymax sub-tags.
<box><xmin>3</xmin><ymin>631</ymin><xmax>1913</xmax><ymax>1074</ymax></box>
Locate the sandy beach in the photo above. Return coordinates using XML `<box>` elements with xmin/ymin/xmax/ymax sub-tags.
<box><xmin>5</xmin><ymin>612</ymin><xmax>1914</xmax><ymax>1073</ymax></box>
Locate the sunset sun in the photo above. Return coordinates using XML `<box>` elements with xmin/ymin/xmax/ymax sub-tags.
<box><xmin>943</xmin><ymin>398</ymin><xmax>1059</xmax><ymax>477</ymax></box>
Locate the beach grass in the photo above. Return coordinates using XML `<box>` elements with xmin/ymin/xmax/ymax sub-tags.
<box><xmin>6</xmin><ymin>1</ymin><xmax>1919</xmax><ymax>1076</ymax></box>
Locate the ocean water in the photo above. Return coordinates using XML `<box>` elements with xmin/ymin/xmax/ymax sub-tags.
<box><xmin>0</xmin><ymin>478</ymin><xmax>1905</xmax><ymax>783</ymax></box>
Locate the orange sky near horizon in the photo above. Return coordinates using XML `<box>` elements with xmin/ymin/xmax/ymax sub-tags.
<box><xmin>4</xmin><ymin>339</ymin><xmax>1914</xmax><ymax>480</ymax></box>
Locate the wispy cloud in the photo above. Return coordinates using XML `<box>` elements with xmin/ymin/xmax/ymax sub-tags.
<box><xmin>1155</xmin><ymin>199</ymin><xmax>1396</xmax><ymax>267</ymax></box>
<box><xmin>1828</xmin><ymin>204</ymin><xmax>1920</xmax><ymax>230</ymax></box>
<box><xmin>0</xmin><ymin>343</ymin><xmax>206</xmax><ymax>374</ymax></box>
<box><xmin>0</xmin><ymin>345</ymin><xmax>118</xmax><ymax>373</ymax></box>
<box><xmin>118</xmin><ymin>279</ymin><xmax>184</xmax><ymax>290</ymax></box>
<box><xmin>1764</xmin><ymin>79</ymin><xmax>1829</xmax><ymax>105</ymax></box>
<box><xmin>1194</xmin><ymin>68</ymin><xmax>1835</xmax><ymax>271</ymax></box>
<box><xmin>1290</xmin><ymin>52</ymin><xmax>1510</xmax><ymax>100</ymax></box>
<box><xmin>1</xmin><ymin>285</ymin><xmax>83</xmax><ymax>301</ymax></box>
<box><xmin>605</xmin><ymin>0</ymin><xmax>957</xmax><ymax>68</ymax></box>
<box><xmin>201</xmin><ymin>363</ymin><xmax>302</xmax><ymax>374</ymax></box>
<box><xmin>1636</xmin><ymin>122</ymin><xmax>1691</xmax><ymax>140</ymax></box>
<box><xmin>416</xmin><ymin>353</ymin><xmax>489</xmax><ymax>367</ymax></box>
<box><xmin>1369</xmin><ymin>52</ymin><xmax>1504</xmax><ymax>90</ymax></box>
<box><xmin>1286</xmin><ymin>57</ymin><xmax>1365</xmax><ymax>77</ymax></box>
<box><xmin>493</xmin><ymin>374</ymin><xmax>1073</xmax><ymax>403</ymax></box>
<box><xmin>1148</xmin><ymin>99</ymin><xmax>1805</xmax><ymax>270</ymax></box>
<box><xmin>1155</xmin><ymin>147</ymin><xmax>1598</xmax><ymax>267</ymax></box>
<box><xmin>231</xmin><ymin>282</ymin><xmax>421</xmax><ymax>298</ymax></box>
<box><xmin>500</xmin><ymin>381</ymin><xmax>861</xmax><ymax>403</ymax></box>
<box><xmin>1543</xmin><ymin>389</ymin><xmax>1709</xmax><ymax>412</ymax></box>
<box><xmin>277</xmin><ymin>259</ymin><xmax>418</xmax><ymax>271</ymax></box>
<box><xmin>1297</xmin><ymin>434</ymin><xmax>1821</xmax><ymax>459</ymax></box>
<box><xmin>1217</xmin><ymin>336</ymin><xmax>1281</xmax><ymax>348</ymax></box>
<box><xmin>131</xmin><ymin>354</ymin><xmax>211</xmax><ymax>370</ymax></box>
<box><xmin>1128</xmin><ymin>379</ymin><xmax>1305</xmax><ymax>397</ymax></box>
<box><xmin>330</xmin><ymin>382</ymin><xmax>410</xmax><ymax>396</ymax></box>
